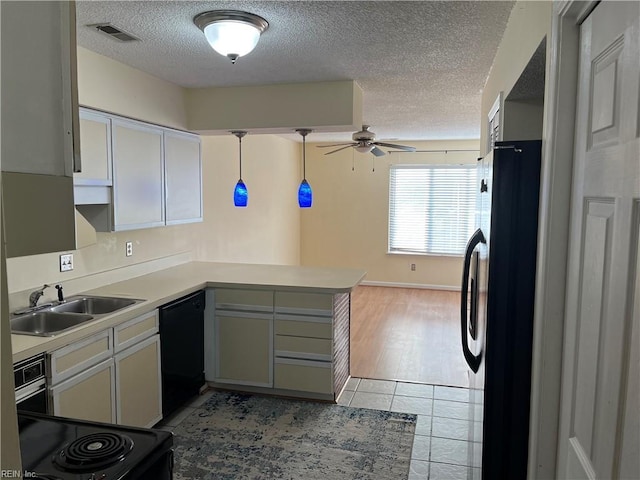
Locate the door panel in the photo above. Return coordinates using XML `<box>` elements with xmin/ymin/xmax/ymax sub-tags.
<box><xmin>559</xmin><ymin>2</ymin><xmax>640</xmax><ymax>479</ymax></box>
<box><xmin>572</xmin><ymin>202</ymin><xmax>614</xmax><ymax>474</ymax></box>
<box><xmin>618</xmin><ymin>208</ymin><xmax>639</xmax><ymax>478</ymax></box>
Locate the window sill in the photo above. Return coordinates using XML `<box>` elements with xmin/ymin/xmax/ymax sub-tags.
<box><xmin>386</xmin><ymin>251</ymin><xmax>464</xmax><ymax>258</ymax></box>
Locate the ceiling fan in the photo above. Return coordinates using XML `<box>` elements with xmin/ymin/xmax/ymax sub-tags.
<box><xmin>318</xmin><ymin>125</ymin><xmax>417</xmax><ymax>156</ymax></box>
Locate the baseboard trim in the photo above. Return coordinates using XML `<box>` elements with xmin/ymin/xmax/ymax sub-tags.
<box><xmin>360</xmin><ymin>280</ymin><xmax>460</xmax><ymax>291</ymax></box>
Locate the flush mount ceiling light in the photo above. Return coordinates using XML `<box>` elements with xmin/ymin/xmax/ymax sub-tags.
<box><xmin>194</xmin><ymin>10</ymin><xmax>269</xmax><ymax>64</ymax></box>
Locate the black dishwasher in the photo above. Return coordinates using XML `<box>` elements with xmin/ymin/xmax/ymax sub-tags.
<box><xmin>159</xmin><ymin>290</ymin><xmax>205</xmax><ymax>418</ymax></box>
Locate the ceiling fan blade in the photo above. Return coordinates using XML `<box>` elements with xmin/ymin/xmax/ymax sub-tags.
<box><xmin>325</xmin><ymin>145</ymin><xmax>355</xmax><ymax>155</ymax></box>
<box><xmin>371</xmin><ymin>146</ymin><xmax>386</xmax><ymax>157</ymax></box>
<box><xmin>374</xmin><ymin>142</ymin><xmax>416</xmax><ymax>152</ymax></box>
<box><xmin>317</xmin><ymin>143</ymin><xmax>356</xmax><ymax>148</ymax></box>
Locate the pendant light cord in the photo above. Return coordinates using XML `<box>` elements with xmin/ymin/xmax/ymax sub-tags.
<box><xmin>302</xmin><ymin>135</ymin><xmax>306</xmax><ymax>179</ymax></box>
<box><xmin>238</xmin><ymin>135</ymin><xmax>242</xmax><ymax>180</ymax></box>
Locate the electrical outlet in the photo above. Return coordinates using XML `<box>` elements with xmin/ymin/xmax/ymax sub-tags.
<box><xmin>410</xmin><ymin>263</ymin><xmax>416</xmax><ymax>271</ymax></box>
<box><xmin>126</xmin><ymin>241</ymin><xmax>133</xmax><ymax>257</ymax></box>
<box><xmin>60</xmin><ymin>254</ymin><xmax>73</xmax><ymax>272</ymax></box>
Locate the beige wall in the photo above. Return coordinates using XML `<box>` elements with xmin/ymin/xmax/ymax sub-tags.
<box><xmin>187</xmin><ymin>81</ymin><xmax>362</xmax><ymax>134</ymax></box>
<box><xmin>77</xmin><ymin>47</ymin><xmax>188</xmax><ymax>129</ymax></box>
<box><xmin>300</xmin><ymin>139</ymin><xmax>479</xmax><ymax>288</ymax></box>
<box><xmin>503</xmin><ymin>100</ymin><xmax>545</xmax><ymax>141</ymax></box>
<box><xmin>198</xmin><ymin>134</ymin><xmax>301</xmax><ymax>265</ymax></box>
<box><xmin>480</xmin><ymin>1</ymin><xmax>552</xmax><ymax>154</ymax></box>
<box><xmin>6</xmin><ymin>49</ymin><xmax>301</xmax><ymax>307</ymax></box>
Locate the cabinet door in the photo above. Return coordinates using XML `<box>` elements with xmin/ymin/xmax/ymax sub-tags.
<box><xmin>215</xmin><ymin>311</ymin><xmax>273</xmax><ymax>387</ymax></box>
<box><xmin>75</xmin><ymin>108</ymin><xmax>112</xmax><ymax>185</ymax></box>
<box><xmin>1</xmin><ymin>1</ymin><xmax>80</xmax><ymax>257</ymax></box>
<box><xmin>1</xmin><ymin>1</ymin><xmax>78</xmax><ymax>176</ymax></box>
<box><xmin>50</xmin><ymin>358</ymin><xmax>116</xmax><ymax>423</ymax></box>
<box><xmin>164</xmin><ymin>131</ymin><xmax>202</xmax><ymax>225</ymax></box>
<box><xmin>115</xmin><ymin>335</ymin><xmax>162</xmax><ymax>428</ymax></box>
<box><xmin>112</xmin><ymin>119</ymin><xmax>164</xmax><ymax>230</ymax></box>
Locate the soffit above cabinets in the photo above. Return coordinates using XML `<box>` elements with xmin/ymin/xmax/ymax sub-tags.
<box><xmin>75</xmin><ymin>1</ymin><xmax>515</xmax><ymax>142</ymax></box>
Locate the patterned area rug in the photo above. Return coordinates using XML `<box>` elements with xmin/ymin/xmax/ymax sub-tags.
<box><xmin>171</xmin><ymin>391</ymin><xmax>416</xmax><ymax>480</ymax></box>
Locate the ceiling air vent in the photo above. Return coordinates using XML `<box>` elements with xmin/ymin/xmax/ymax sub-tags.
<box><xmin>87</xmin><ymin>23</ymin><xmax>139</xmax><ymax>42</ymax></box>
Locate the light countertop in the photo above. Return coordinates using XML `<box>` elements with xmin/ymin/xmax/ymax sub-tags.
<box><xmin>11</xmin><ymin>262</ymin><xmax>366</xmax><ymax>363</ymax></box>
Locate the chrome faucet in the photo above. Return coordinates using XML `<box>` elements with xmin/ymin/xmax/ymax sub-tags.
<box><xmin>28</xmin><ymin>284</ymin><xmax>50</xmax><ymax>308</ymax></box>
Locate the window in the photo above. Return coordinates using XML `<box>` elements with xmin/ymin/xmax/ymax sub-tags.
<box><xmin>388</xmin><ymin>164</ymin><xmax>478</xmax><ymax>256</ymax></box>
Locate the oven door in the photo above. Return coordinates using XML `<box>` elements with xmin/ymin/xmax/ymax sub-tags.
<box><xmin>16</xmin><ymin>379</ymin><xmax>48</xmax><ymax>414</ymax></box>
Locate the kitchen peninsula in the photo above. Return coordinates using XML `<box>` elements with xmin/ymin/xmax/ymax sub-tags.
<box><xmin>12</xmin><ymin>262</ymin><xmax>366</xmax><ymax>404</ymax></box>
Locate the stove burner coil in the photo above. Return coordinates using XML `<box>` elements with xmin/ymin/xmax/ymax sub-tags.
<box><xmin>54</xmin><ymin>433</ymin><xmax>134</xmax><ymax>472</ymax></box>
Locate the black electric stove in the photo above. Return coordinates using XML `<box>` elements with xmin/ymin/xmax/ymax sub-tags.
<box><xmin>18</xmin><ymin>412</ymin><xmax>173</xmax><ymax>480</ymax></box>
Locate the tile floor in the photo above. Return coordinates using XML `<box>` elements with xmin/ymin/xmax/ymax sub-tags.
<box><xmin>338</xmin><ymin>378</ymin><xmax>482</xmax><ymax>480</ymax></box>
<box><xmin>158</xmin><ymin>378</ymin><xmax>482</xmax><ymax>480</ymax></box>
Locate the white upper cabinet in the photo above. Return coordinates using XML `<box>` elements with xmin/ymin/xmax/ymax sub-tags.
<box><xmin>1</xmin><ymin>1</ymin><xmax>81</xmax><ymax>257</ymax></box>
<box><xmin>112</xmin><ymin>118</ymin><xmax>165</xmax><ymax>231</ymax></box>
<box><xmin>76</xmin><ymin>108</ymin><xmax>202</xmax><ymax>231</ymax></box>
<box><xmin>75</xmin><ymin>109</ymin><xmax>112</xmax><ymax>186</ymax></box>
<box><xmin>164</xmin><ymin>130</ymin><xmax>203</xmax><ymax>225</ymax></box>
<box><xmin>1</xmin><ymin>1</ymin><xmax>79</xmax><ymax>176</ymax></box>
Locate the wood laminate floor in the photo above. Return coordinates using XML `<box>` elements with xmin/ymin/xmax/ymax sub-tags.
<box><xmin>351</xmin><ymin>286</ymin><xmax>469</xmax><ymax>387</ymax></box>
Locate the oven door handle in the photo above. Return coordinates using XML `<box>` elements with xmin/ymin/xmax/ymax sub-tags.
<box><xmin>15</xmin><ymin>378</ymin><xmax>46</xmax><ymax>403</ymax></box>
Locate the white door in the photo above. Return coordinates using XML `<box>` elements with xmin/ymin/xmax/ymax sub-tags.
<box><xmin>558</xmin><ymin>2</ymin><xmax>640</xmax><ymax>479</ymax></box>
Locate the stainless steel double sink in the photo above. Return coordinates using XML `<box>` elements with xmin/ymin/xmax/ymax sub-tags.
<box><xmin>11</xmin><ymin>296</ymin><xmax>145</xmax><ymax>337</ymax></box>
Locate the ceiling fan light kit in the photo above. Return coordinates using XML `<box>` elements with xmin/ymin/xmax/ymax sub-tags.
<box><xmin>231</xmin><ymin>130</ymin><xmax>248</xmax><ymax>207</ymax></box>
<box><xmin>296</xmin><ymin>129</ymin><xmax>313</xmax><ymax>208</ymax></box>
<box><xmin>318</xmin><ymin>125</ymin><xmax>416</xmax><ymax>157</ymax></box>
<box><xmin>194</xmin><ymin>10</ymin><xmax>269</xmax><ymax>64</ymax></box>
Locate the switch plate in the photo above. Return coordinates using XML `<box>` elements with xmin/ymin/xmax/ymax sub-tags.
<box><xmin>60</xmin><ymin>254</ymin><xmax>73</xmax><ymax>272</ymax></box>
<box><xmin>125</xmin><ymin>241</ymin><xmax>133</xmax><ymax>257</ymax></box>
<box><xmin>410</xmin><ymin>263</ymin><xmax>416</xmax><ymax>271</ymax></box>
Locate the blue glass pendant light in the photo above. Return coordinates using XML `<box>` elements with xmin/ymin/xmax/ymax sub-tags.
<box><xmin>231</xmin><ymin>131</ymin><xmax>248</xmax><ymax>207</ymax></box>
<box><xmin>296</xmin><ymin>129</ymin><xmax>313</xmax><ymax>208</ymax></box>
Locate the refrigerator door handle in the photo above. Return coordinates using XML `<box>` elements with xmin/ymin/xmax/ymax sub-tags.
<box><xmin>461</xmin><ymin>228</ymin><xmax>486</xmax><ymax>373</ymax></box>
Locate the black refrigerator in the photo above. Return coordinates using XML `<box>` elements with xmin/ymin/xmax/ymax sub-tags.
<box><xmin>461</xmin><ymin>140</ymin><xmax>542</xmax><ymax>479</ymax></box>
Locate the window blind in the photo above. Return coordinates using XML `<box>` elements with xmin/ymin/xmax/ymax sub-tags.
<box><xmin>389</xmin><ymin>164</ymin><xmax>478</xmax><ymax>256</ymax></box>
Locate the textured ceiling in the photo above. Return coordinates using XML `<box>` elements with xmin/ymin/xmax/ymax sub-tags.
<box><xmin>76</xmin><ymin>1</ymin><xmax>514</xmax><ymax>141</ymax></box>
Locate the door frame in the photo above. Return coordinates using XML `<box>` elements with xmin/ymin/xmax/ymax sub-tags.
<box><xmin>528</xmin><ymin>1</ymin><xmax>598</xmax><ymax>478</ymax></box>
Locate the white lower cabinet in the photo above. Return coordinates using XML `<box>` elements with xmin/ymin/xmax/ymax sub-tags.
<box><xmin>214</xmin><ymin>311</ymin><xmax>273</xmax><ymax>387</ymax></box>
<box><xmin>273</xmin><ymin>291</ymin><xmax>335</xmax><ymax>396</ymax></box>
<box><xmin>50</xmin><ymin>358</ymin><xmax>116</xmax><ymax>423</ymax></box>
<box><xmin>209</xmin><ymin>288</ymin><xmax>349</xmax><ymax>400</ymax></box>
<box><xmin>274</xmin><ymin>358</ymin><xmax>333</xmax><ymax>394</ymax></box>
<box><xmin>213</xmin><ymin>289</ymin><xmax>273</xmax><ymax>387</ymax></box>
<box><xmin>48</xmin><ymin>310</ymin><xmax>162</xmax><ymax>426</ymax></box>
<box><xmin>273</xmin><ymin>315</ymin><xmax>334</xmax><ymax>395</ymax></box>
<box><xmin>114</xmin><ymin>334</ymin><xmax>162</xmax><ymax>428</ymax></box>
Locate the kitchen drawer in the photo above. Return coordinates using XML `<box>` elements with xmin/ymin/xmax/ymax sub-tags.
<box><xmin>215</xmin><ymin>289</ymin><xmax>273</xmax><ymax>312</ymax></box>
<box><xmin>274</xmin><ymin>358</ymin><xmax>332</xmax><ymax>394</ymax></box>
<box><xmin>275</xmin><ymin>291</ymin><xmax>333</xmax><ymax>316</ymax></box>
<box><xmin>113</xmin><ymin>310</ymin><xmax>158</xmax><ymax>353</ymax></box>
<box><xmin>49</xmin><ymin>329</ymin><xmax>113</xmax><ymax>384</ymax></box>
<box><xmin>275</xmin><ymin>316</ymin><xmax>332</xmax><ymax>339</ymax></box>
<box><xmin>275</xmin><ymin>335</ymin><xmax>332</xmax><ymax>360</ymax></box>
